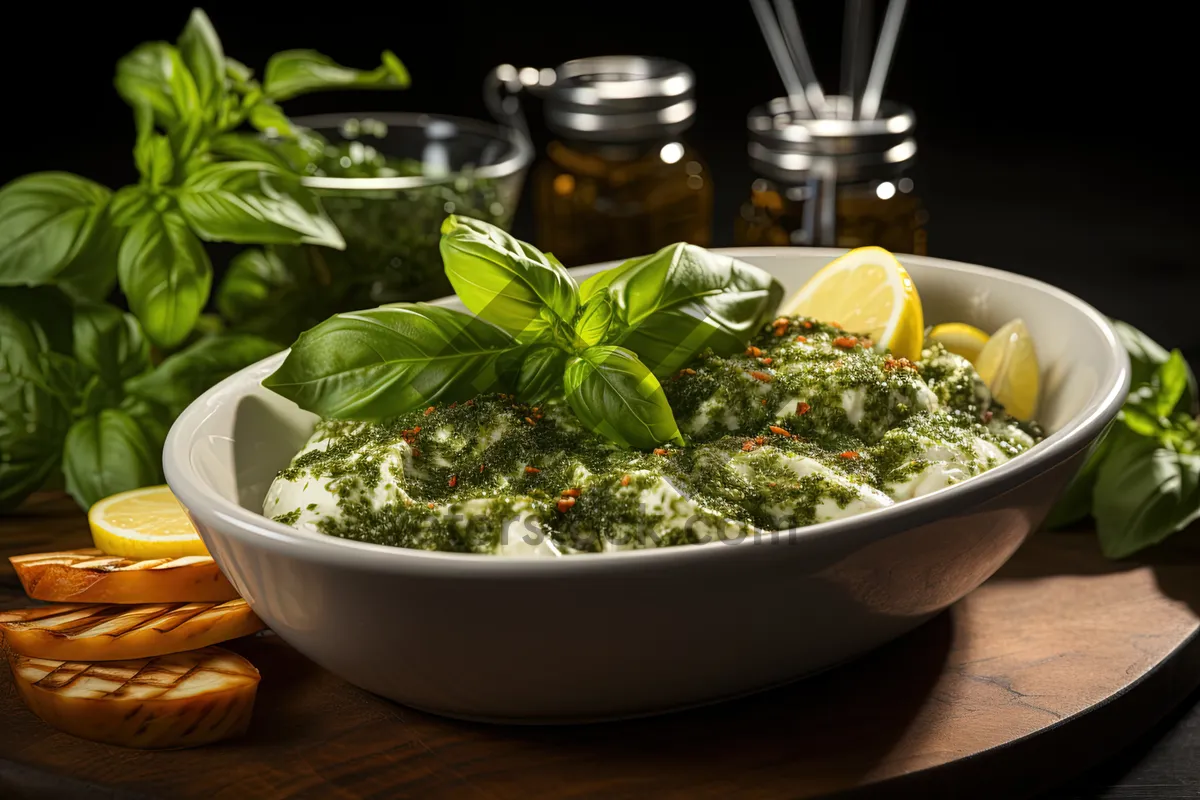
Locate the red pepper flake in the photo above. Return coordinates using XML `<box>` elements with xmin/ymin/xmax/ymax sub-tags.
<box><xmin>755</xmin><ymin>436</ymin><xmax>766</xmax><ymax>445</ymax></box>
<box><xmin>745</xmin><ymin>346</ymin><xmax>763</xmax><ymax>357</ymax></box>
<box><xmin>761</xmin><ymin>398</ymin><xmax>768</xmax><ymax>406</ymax></box>
<box><xmin>760</xmin><ymin>357</ymin><xmax>773</xmax><ymax>366</ymax></box>
<box><xmin>773</xmin><ymin>323</ymin><xmax>789</xmax><ymax>337</ymax></box>
<box><xmin>525</xmin><ymin>416</ymin><xmax>536</xmax><ymax>426</ymax></box>
<box><xmin>830</xmin><ymin>321</ymin><xmax>843</xmax><ymax>329</ymax></box>
<box><xmin>427</xmin><ymin>502</ymin><xmax>436</xmax><ymax>509</ymax></box>
<box><xmin>796</xmin><ymin>401</ymin><xmax>811</xmax><ymax>415</ymax></box>
<box><xmin>424</xmin><ymin>406</ymin><xmax>435</xmax><ymax>416</ymax></box>
<box><xmin>833</xmin><ymin>336</ymin><xmax>859</xmax><ymax>349</ymax></box>
<box><xmin>449</xmin><ymin>401</ymin><xmax>458</xmax><ymax>409</ymax></box>
<box><xmin>768</xmin><ymin>482</ymin><xmax>777</xmax><ymax>487</ymax></box>
<box><xmin>620</xmin><ymin>475</ymin><xmax>631</xmax><ymax>486</ymax></box>
<box><xmin>839</xmin><ymin>450</ymin><xmax>860</xmax><ymax>459</ymax></box>
<box><xmin>742</xmin><ymin>440</ymin><xmax>756</xmax><ymax>452</ymax></box>
<box><xmin>561</xmin><ymin>488</ymin><xmax>581</xmax><ymax>498</ymax></box>
<box><xmin>413</xmin><ymin>426</ymin><xmax>421</xmax><ymax>434</ymax></box>
<box><xmin>749</xmin><ymin>370</ymin><xmax>773</xmax><ymax>382</ymax></box>
<box><xmin>479</xmin><ymin>463</ymin><xmax>485</xmax><ymax>473</ymax></box>
<box><xmin>982</xmin><ymin>410</ymin><xmax>994</xmax><ymax>423</ymax></box>
<box><xmin>803</xmin><ymin>321</ymin><xmax>814</xmax><ymax>329</ymax></box>
<box><xmin>653</xmin><ymin>448</ymin><xmax>670</xmax><ymax>456</ymax></box>
<box><xmin>769</xmin><ymin>426</ymin><xmax>791</xmax><ymax>437</ymax></box>
<box><xmin>556</xmin><ymin>497</ymin><xmax>576</xmax><ymax>513</ymax></box>
<box><xmin>465</xmin><ymin>399</ymin><xmax>475</xmax><ymax>406</ymax></box>
<box><xmin>525</xmin><ymin>466</ymin><xmax>541</xmax><ymax>474</ymax></box>
<box><xmin>795</xmin><ymin>335</ymin><xmax>808</xmax><ymax>343</ymax></box>
<box><xmin>448</xmin><ymin>475</ymin><xmax>457</xmax><ymax>488</ymax></box>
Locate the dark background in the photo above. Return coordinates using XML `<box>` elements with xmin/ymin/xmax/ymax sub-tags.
<box><xmin>1</xmin><ymin>2</ymin><xmax>1195</xmax><ymax>363</ymax></box>
<box><xmin>1</xmin><ymin>7</ymin><xmax>1195</xmax><ymax>792</ymax></box>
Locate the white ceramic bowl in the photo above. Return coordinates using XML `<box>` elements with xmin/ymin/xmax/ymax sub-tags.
<box><xmin>165</xmin><ymin>248</ymin><xmax>1129</xmax><ymax>723</ymax></box>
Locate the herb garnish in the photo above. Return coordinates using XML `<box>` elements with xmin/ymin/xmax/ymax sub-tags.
<box><xmin>264</xmin><ymin>216</ymin><xmax>784</xmax><ymax>450</ymax></box>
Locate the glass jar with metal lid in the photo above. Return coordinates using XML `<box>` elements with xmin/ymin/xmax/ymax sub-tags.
<box><xmin>734</xmin><ymin>95</ymin><xmax>927</xmax><ymax>255</ymax></box>
<box><xmin>489</xmin><ymin>56</ymin><xmax>713</xmax><ymax>266</ymax></box>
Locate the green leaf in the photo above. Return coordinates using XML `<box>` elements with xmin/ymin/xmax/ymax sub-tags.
<box><xmin>177</xmin><ymin>8</ymin><xmax>225</xmax><ymax>112</ymax></box>
<box><xmin>1121</xmin><ymin>406</ymin><xmax>1161</xmax><ymax>438</ymax></box>
<box><xmin>114</xmin><ymin>42</ymin><xmax>201</xmax><ymax>130</ymax></box>
<box><xmin>1154</xmin><ymin>350</ymin><xmax>1189</xmax><ymax>419</ymax></box>
<box><xmin>585</xmin><ymin>243</ymin><xmax>786</xmax><ymax>377</ymax></box>
<box><xmin>225</xmin><ymin>58</ymin><xmax>257</xmax><ymax>93</ymax></box>
<box><xmin>110</xmin><ymin>185</ymin><xmax>156</xmax><ymax>227</ymax></box>
<box><xmin>263</xmin><ymin>303</ymin><xmax>521</xmax><ymax>420</ymax></box>
<box><xmin>126</xmin><ymin>333</ymin><xmax>279</xmax><ymax>418</ymax></box>
<box><xmin>574</xmin><ymin>294</ymin><xmax>614</xmax><ymax>348</ymax></box>
<box><xmin>516</xmin><ymin>346</ymin><xmax>569</xmax><ymax>404</ymax></box>
<box><xmin>1043</xmin><ymin>422</ymin><xmax>1115</xmax><ymax>529</ymax></box>
<box><xmin>0</xmin><ymin>290</ymin><xmax>76</xmax><ymax>511</ymax></box>
<box><xmin>117</xmin><ymin>208</ymin><xmax>213</xmax><ymax>349</ymax></box>
<box><xmin>247</xmin><ymin>100</ymin><xmax>295</xmax><ymax>139</ymax></box>
<box><xmin>208</xmin><ymin>133</ymin><xmax>296</xmax><ymax>171</ymax></box>
<box><xmin>178</xmin><ymin>161</ymin><xmax>345</xmax><ymax>249</ymax></box>
<box><xmin>563</xmin><ymin>345</ymin><xmax>684</xmax><ymax>449</ymax></box>
<box><xmin>1111</xmin><ymin>319</ymin><xmax>1197</xmax><ymax>414</ymax></box>
<box><xmin>62</xmin><ymin>409</ymin><xmax>162</xmax><ymax>509</ymax></box>
<box><xmin>73</xmin><ymin>303</ymin><xmax>150</xmax><ymax>387</ymax></box>
<box><xmin>1093</xmin><ymin>432</ymin><xmax>1200</xmax><ymax>559</ymax></box>
<box><xmin>0</xmin><ymin>173</ymin><xmax>113</xmax><ymax>287</ymax></box>
<box><xmin>439</xmin><ymin>215</ymin><xmax>578</xmax><ymax>342</ymax></box>
<box><xmin>263</xmin><ymin>49</ymin><xmax>410</xmax><ymax>101</ymax></box>
<box><xmin>134</xmin><ymin>132</ymin><xmax>175</xmax><ymax>189</ymax></box>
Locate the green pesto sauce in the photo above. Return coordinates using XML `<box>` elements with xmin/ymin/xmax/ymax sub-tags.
<box><xmin>268</xmin><ymin>316</ymin><xmax>1043</xmax><ymax>553</ymax></box>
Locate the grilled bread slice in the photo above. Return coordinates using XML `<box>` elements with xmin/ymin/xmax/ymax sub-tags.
<box><xmin>9</xmin><ymin>549</ymin><xmax>238</xmax><ymax>604</ymax></box>
<box><xmin>0</xmin><ymin>600</ymin><xmax>265</xmax><ymax>661</ymax></box>
<box><xmin>9</xmin><ymin>646</ymin><xmax>260</xmax><ymax>749</ymax></box>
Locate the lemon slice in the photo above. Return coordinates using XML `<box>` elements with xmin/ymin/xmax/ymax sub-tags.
<box><xmin>974</xmin><ymin>318</ymin><xmax>1040</xmax><ymax>421</ymax></box>
<box><xmin>927</xmin><ymin>322</ymin><xmax>990</xmax><ymax>363</ymax></box>
<box><xmin>780</xmin><ymin>246</ymin><xmax>924</xmax><ymax>360</ymax></box>
<box><xmin>88</xmin><ymin>486</ymin><xmax>210</xmax><ymax>559</ymax></box>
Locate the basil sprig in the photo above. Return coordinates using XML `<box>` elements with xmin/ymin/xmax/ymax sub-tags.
<box><xmin>1045</xmin><ymin>321</ymin><xmax>1200</xmax><ymax>558</ymax></box>
<box><xmin>267</xmin><ymin>216</ymin><xmax>783</xmax><ymax>450</ymax></box>
<box><xmin>0</xmin><ymin>8</ymin><xmax>412</xmax><ymax>513</ymax></box>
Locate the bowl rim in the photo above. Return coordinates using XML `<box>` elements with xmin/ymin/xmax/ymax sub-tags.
<box><xmin>290</xmin><ymin>111</ymin><xmax>535</xmax><ymax>191</ymax></box>
<box><xmin>165</xmin><ymin>247</ymin><xmax>1131</xmax><ymax>575</ymax></box>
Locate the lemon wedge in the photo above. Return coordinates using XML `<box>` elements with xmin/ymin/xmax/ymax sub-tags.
<box><xmin>780</xmin><ymin>246</ymin><xmax>924</xmax><ymax>360</ymax></box>
<box><xmin>88</xmin><ymin>486</ymin><xmax>210</xmax><ymax>559</ymax></box>
<box><xmin>927</xmin><ymin>322</ymin><xmax>990</xmax><ymax>363</ymax></box>
<box><xmin>974</xmin><ymin>318</ymin><xmax>1040</xmax><ymax>421</ymax></box>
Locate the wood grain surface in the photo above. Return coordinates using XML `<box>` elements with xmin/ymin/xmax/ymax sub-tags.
<box><xmin>1</xmin><ymin>493</ymin><xmax>1199</xmax><ymax>800</ymax></box>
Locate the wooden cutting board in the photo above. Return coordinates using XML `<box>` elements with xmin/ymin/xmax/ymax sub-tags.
<box><xmin>2</xmin><ymin>492</ymin><xmax>1198</xmax><ymax>800</ymax></box>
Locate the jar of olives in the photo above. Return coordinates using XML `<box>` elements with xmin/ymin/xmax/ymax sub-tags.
<box><xmin>734</xmin><ymin>96</ymin><xmax>927</xmax><ymax>255</ymax></box>
<box><xmin>489</xmin><ymin>56</ymin><xmax>713</xmax><ymax>266</ymax></box>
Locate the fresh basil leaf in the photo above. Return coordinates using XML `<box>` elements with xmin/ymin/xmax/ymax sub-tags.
<box><xmin>225</xmin><ymin>58</ymin><xmax>257</xmax><ymax>94</ymax></box>
<box><xmin>1121</xmin><ymin>406</ymin><xmax>1161</xmax><ymax>438</ymax></box>
<box><xmin>208</xmin><ymin>133</ymin><xmax>296</xmax><ymax>171</ymax></box>
<box><xmin>216</xmin><ymin>248</ymin><xmax>292</xmax><ymax>325</ymax></box>
<box><xmin>516</xmin><ymin>346</ymin><xmax>569</xmax><ymax>404</ymax></box>
<box><xmin>72</xmin><ymin>303</ymin><xmax>150</xmax><ymax>387</ymax></box>
<box><xmin>114</xmin><ymin>42</ymin><xmax>201</xmax><ymax>130</ymax></box>
<box><xmin>118</xmin><ymin>208</ymin><xmax>213</xmax><ymax>349</ymax></box>
<box><xmin>1154</xmin><ymin>350</ymin><xmax>1189</xmax><ymax>419</ymax></box>
<box><xmin>586</xmin><ymin>243</ymin><xmax>786</xmax><ymax>377</ymax></box>
<box><xmin>121</xmin><ymin>395</ymin><xmax>173</xmax><ymax>456</ymax></box>
<box><xmin>178</xmin><ymin>161</ymin><xmax>344</xmax><ymax>249</ymax></box>
<box><xmin>134</xmin><ymin>131</ymin><xmax>175</xmax><ymax>189</ymax></box>
<box><xmin>177</xmin><ymin>8</ymin><xmax>225</xmax><ymax>112</ymax></box>
<box><xmin>247</xmin><ymin>100</ymin><xmax>295</xmax><ymax>139</ymax></box>
<box><xmin>1111</xmin><ymin>319</ymin><xmax>1197</xmax><ymax>414</ymax></box>
<box><xmin>110</xmin><ymin>185</ymin><xmax>156</xmax><ymax>228</ymax></box>
<box><xmin>563</xmin><ymin>345</ymin><xmax>684</xmax><ymax>449</ymax></box>
<box><xmin>263</xmin><ymin>303</ymin><xmax>521</xmax><ymax>420</ymax></box>
<box><xmin>63</xmin><ymin>409</ymin><xmax>162</xmax><ymax>509</ymax></box>
<box><xmin>575</xmin><ymin>294</ymin><xmax>614</xmax><ymax>348</ymax></box>
<box><xmin>1043</xmin><ymin>421</ymin><xmax>1117</xmax><ymax>530</ymax></box>
<box><xmin>1093</xmin><ymin>432</ymin><xmax>1200</xmax><ymax>559</ymax></box>
<box><xmin>263</xmin><ymin>49</ymin><xmax>410</xmax><ymax>101</ymax></box>
<box><xmin>0</xmin><ymin>173</ymin><xmax>113</xmax><ymax>287</ymax></box>
<box><xmin>439</xmin><ymin>215</ymin><xmax>579</xmax><ymax>342</ymax></box>
<box><xmin>126</xmin><ymin>333</ymin><xmax>279</xmax><ymax>417</ymax></box>
<box><xmin>0</xmin><ymin>291</ymin><xmax>76</xmax><ymax>511</ymax></box>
